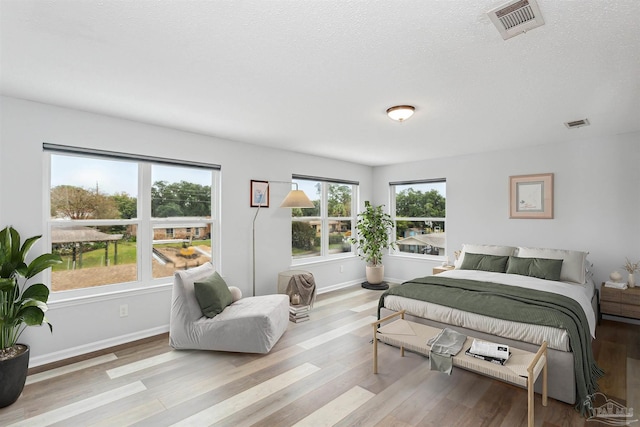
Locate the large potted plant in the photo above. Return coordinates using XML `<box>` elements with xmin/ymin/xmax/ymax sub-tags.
<box><xmin>0</xmin><ymin>226</ymin><xmax>61</xmax><ymax>408</ymax></box>
<box><xmin>349</xmin><ymin>201</ymin><xmax>396</xmax><ymax>289</ymax></box>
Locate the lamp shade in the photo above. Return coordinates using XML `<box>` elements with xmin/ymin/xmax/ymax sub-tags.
<box><xmin>386</xmin><ymin>105</ymin><xmax>415</xmax><ymax>122</ymax></box>
<box><xmin>280</xmin><ymin>190</ymin><xmax>314</xmax><ymax>208</ymax></box>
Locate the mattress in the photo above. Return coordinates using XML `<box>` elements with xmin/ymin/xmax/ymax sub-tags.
<box><xmin>383</xmin><ymin>269</ymin><xmax>596</xmax><ymax>352</ymax></box>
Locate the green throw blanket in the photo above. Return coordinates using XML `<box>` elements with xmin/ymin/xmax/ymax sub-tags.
<box><xmin>378</xmin><ymin>276</ymin><xmax>603</xmax><ymax>415</ymax></box>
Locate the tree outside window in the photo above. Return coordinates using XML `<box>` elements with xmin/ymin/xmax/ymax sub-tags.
<box><xmin>391</xmin><ymin>180</ymin><xmax>446</xmax><ymax>256</ymax></box>
<box><xmin>291</xmin><ymin>178</ymin><xmax>356</xmax><ymax>260</ymax></box>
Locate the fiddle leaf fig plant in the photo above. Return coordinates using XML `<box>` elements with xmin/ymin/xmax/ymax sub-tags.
<box><xmin>349</xmin><ymin>201</ymin><xmax>396</xmax><ymax>267</ymax></box>
<box><xmin>0</xmin><ymin>226</ymin><xmax>61</xmax><ymax>357</ymax></box>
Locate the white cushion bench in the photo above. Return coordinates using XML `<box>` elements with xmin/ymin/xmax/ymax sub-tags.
<box><xmin>372</xmin><ymin>310</ymin><xmax>547</xmax><ymax>427</ymax></box>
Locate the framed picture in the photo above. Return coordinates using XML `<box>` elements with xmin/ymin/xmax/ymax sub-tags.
<box><xmin>509</xmin><ymin>173</ymin><xmax>553</xmax><ymax>219</ymax></box>
<box><xmin>250</xmin><ymin>180</ymin><xmax>269</xmax><ymax>207</ymax></box>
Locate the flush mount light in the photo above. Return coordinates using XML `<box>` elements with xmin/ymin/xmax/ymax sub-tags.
<box><xmin>386</xmin><ymin>105</ymin><xmax>415</xmax><ymax>122</ymax></box>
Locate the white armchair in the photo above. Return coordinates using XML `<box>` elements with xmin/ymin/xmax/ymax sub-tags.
<box><xmin>169</xmin><ymin>263</ymin><xmax>289</xmax><ymax>353</ymax></box>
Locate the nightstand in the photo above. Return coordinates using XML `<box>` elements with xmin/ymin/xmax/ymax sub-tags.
<box><xmin>600</xmin><ymin>285</ymin><xmax>640</xmax><ymax>320</ymax></box>
<box><xmin>433</xmin><ymin>265</ymin><xmax>455</xmax><ymax>275</ymax></box>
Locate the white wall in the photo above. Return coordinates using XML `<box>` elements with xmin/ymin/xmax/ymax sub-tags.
<box><xmin>3</xmin><ymin>94</ymin><xmax>638</xmax><ymax>366</ymax></box>
<box><xmin>373</xmin><ymin>132</ymin><xmax>640</xmax><ymax>287</ymax></box>
<box><xmin>0</xmin><ymin>96</ymin><xmax>372</xmax><ymax>365</ymax></box>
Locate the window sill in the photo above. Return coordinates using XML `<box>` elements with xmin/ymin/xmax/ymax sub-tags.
<box><xmin>291</xmin><ymin>253</ymin><xmax>357</xmax><ymax>268</ymax></box>
<box><xmin>387</xmin><ymin>253</ymin><xmax>446</xmax><ymax>263</ymax></box>
<box><xmin>49</xmin><ymin>281</ymin><xmax>172</xmax><ymax>308</ymax></box>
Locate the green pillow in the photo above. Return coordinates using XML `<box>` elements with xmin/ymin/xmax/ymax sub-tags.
<box><xmin>459</xmin><ymin>252</ymin><xmax>509</xmax><ymax>273</ymax></box>
<box><xmin>505</xmin><ymin>256</ymin><xmax>531</xmax><ymax>276</ymax></box>
<box><xmin>194</xmin><ymin>271</ymin><xmax>233</xmax><ymax>317</ymax></box>
<box><xmin>506</xmin><ymin>256</ymin><xmax>563</xmax><ymax>281</ymax></box>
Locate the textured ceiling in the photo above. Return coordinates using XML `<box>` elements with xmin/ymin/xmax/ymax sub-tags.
<box><xmin>1</xmin><ymin>0</ymin><xmax>639</xmax><ymax>166</ymax></box>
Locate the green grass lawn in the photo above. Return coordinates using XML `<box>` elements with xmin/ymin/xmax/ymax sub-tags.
<box><xmin>53</xmin><ymin>239</ymin><xmax>211</xmax><ymax>271</ymax></box>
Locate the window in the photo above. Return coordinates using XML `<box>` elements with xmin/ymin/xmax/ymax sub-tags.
<box><xmin>390</xmin><ymin>179</ymin><xmax>446</xmax><ymax>257</ymax></box>
<box><xmin>291</xmin><ymin>176</ymin><xmax>357</xmax><ymax>261</ymax></box>
<box><xmin>46</xmin><ymin>144</ymin><xmax>219</xmax><ymax>293</ymax></box>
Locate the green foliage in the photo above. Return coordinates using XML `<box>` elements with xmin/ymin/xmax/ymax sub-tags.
<box><xmin>292</xmin><ymin>222</ymin><xmax>316</xmax><ymax>251</ymax></box>
<box><xmin>152</xmin><ymin>180</ymin><xmax>211</xmax><ymax>218</ymax></box>
<box><xmin>349</xmin><ymin>201</ymin><xmax>396</xmax><ymax>266</ymax></box>
<box><xmin>111</xmin><ymin>192</ymin><xmax>137</xmax><ymax>219</ymax></box>
<box><xmin>395</xmin><ymin>188</ymin><xmax>446</xmax><ymax>218</ymax></box>
<box><xmin>0</xmin><ymin>226</ymin><xmax>62</xmax><ymax>352</ymax></box>
<box><xmin>328</xmin><ymin>234</ymin><xmax>344</xmax><ymax>245</ymax></box>
<box><xmin>327</xmin><ymin>184</ymin><xmax>351</xmax><ymax>217</ymax></box>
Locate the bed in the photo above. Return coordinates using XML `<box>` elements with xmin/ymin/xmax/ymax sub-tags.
<box><xmin>378</xmin><ymin>244</ymin><xmax>602</xmax><ymax>413</ymax></box>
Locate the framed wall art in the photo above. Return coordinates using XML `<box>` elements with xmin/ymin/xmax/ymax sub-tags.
<box><xmin>509</xmin><ymin>173</ymin><xmax>553</xmax><ymax>219</ymax></box>
<box><xmin>251</xmin><ymin>179</ymin><xmax>269</xmax><ymax>208</ymax></box>
<box><xmin>250</xmin><ymin>180</ymin><xmax>269</xmax><ymax>207</ymax></box>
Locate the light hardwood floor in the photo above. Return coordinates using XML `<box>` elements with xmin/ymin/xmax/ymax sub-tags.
<box><xmin>1</xmin><ymin>285</ymin><xmax>638</xmax><ymax>426</ymax></box>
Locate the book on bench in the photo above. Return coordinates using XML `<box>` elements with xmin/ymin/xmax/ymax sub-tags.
<box><xmin>465</xmin><ymin>339</ymin><xmax>511</xmax><ymax>365</ymax></box>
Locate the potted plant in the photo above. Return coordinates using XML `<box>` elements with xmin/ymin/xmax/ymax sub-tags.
<box><xmin>0</xmin><ymin>226</ymin><xmax>61</xmax><ymax>408</ymax></box>
<box><xmin>349</xmin><ymin>201</ymin><xmax>396</xmax><ymax>288</ymax></box>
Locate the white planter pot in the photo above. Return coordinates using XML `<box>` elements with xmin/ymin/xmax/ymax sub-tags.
<box><xmin>366</xmin><ymin>265</ymin><xmax>384</xmax><ymax>285</ymax></box>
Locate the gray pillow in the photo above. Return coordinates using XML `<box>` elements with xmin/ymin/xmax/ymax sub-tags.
<box><xmin>194</xmin><ymin>271</ymin><xmax>233</xmax><ymax>317</ymax></box>
<box><xmin>506</xmin><ymin>256</ymin><xmax>563</xmax><ymax>281</ymax></box>
<box><xmin>459</xmin><ymin>252</ymin><xmax>509</xmax><ymax>273</ymax></box>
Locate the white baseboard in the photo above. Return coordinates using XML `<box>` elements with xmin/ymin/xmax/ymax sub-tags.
<box><xmin>29</xmin><ymin>325</ymin><xmax>170</xmax><ymax>368</ymax></box>
<box><xmin>317</xmin><ymin>278</ymin><xmax>365</xmax><ymax>294</ymax></box>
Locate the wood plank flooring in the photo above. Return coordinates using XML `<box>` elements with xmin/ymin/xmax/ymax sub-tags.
<box><xmin>1</xmin><ymin>284</ymin><xmax>638</xmax><ymax>426</ymax></box>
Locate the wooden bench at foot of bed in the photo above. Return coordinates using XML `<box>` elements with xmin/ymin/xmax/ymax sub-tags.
<box><xmin>372</xmin><ymin>310</ymin><xmax>547</xmax><ymax>427</ymax></box>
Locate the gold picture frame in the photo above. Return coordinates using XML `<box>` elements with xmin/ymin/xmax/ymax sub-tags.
<box><xmin>509</xmin><ymin>173</ymin><xmax>554</xmax><ymax>219</ymax></box>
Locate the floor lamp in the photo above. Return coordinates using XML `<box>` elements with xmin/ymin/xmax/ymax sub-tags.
<box><xmin>252</xmin><ymin>181</ymin><xmax>314</xmax><ymax>296</ymax></box>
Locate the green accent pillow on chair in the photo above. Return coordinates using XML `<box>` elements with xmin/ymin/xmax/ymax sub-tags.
<box><xmin>194</xmin><ymin>271</ymin><xmax>233</xmax><ymax>317</ymax></box>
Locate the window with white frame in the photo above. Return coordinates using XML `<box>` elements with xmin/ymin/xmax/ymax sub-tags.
<box><xmin>390</xmin><ymin>179</ymin><xmax>446</xmax><ymax>257</ymax></box>
<box><xmin>46</xmin><ymin>144</ymin><xmax>219</xmax><ymax>293</ymax></box>
<box><xmin>291</xmin><ymin>175</ymin><xmax>357</xmax><ymax>261</ymax></box>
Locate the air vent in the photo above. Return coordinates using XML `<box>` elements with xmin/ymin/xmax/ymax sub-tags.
<box><xmin>565</xmin><ymin>119</ymin><xmax>590</xmax><ymax>129</ymax></box>
<box><xmin>487</xmin><ymin>0</ymin><xmax>545</xmax><ymax>40</ymax></box>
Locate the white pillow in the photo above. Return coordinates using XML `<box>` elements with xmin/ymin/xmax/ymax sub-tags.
<box><xmin>455</xmin><ymin>244</ymin><xmax>517</xmax><ymax>269</ymax></box>
<box><xmin>515</xmin><ymin>247</ymin><xmax>588</xmax><ymax>284</ymax></box>
<box><xmin>228</xmin><ymin>286</ymin><xmax>243</xmax><ymax>302</ymax></box>
<box><xmin>174</xmin><ymin>262</ymin><xmax>216</xmax><ymax>321</ymax></box>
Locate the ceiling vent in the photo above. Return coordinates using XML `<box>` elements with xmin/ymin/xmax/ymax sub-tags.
<box><xmin>564</xmin><ymin>119</ymin><xmax>590</xmax><ymax>129</ymax></box>
<box><xmin>487</xmin><ymin>0</ymin><xmax>545</xmax><ymax>40</ymax></box>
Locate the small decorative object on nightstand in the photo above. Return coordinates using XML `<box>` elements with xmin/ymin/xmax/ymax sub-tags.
<box><xmin>623</xmin><ymin>258</ymin><xmax>639</xmax><ymax>288</ymax></box>
<box><xmin>433</xmin><ymin>265</ymin><xmax>455</xmax><ymax>275</ymax></box>
<box><xmin>609</xmin><ymin>271</ymin><xmax>622</xmax><ymax>283</ymax></box>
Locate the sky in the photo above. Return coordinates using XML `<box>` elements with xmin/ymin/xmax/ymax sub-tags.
<box><xmin>51</xmin><ymin>154</ymin><xmax>212</xmax><ymax>196</ymax></box>
<box><xmin>51</xmin><ymin>153</ymin><xmax>444</xmax><ymax>201</ymax></box>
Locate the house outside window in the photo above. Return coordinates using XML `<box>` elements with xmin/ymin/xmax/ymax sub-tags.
<box><xmin>46</xmin><ymin>144</ymin><xmax>219</xmax><ymax>294</ymax></box>
<box><xmin>390</xmin><ymin>179</ymin><xmax>446</xmax><ymax>258</ymax></box>
<box><xmin>291</xmin><ymin>175</ymin><xmax>358</xmax><ymax>261</ymax></box>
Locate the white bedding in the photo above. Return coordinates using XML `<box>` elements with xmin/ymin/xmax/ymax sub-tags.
<box><xmin>383</xmin><ymin>270</ymin><xmax>596</xmax><ymax>352</ymax></box>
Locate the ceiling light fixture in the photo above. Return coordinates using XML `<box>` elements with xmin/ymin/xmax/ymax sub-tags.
<box><xmin>386</xmin><ymin>105</ymin><xmax>415</xmax><ymax>122</ymax></box>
